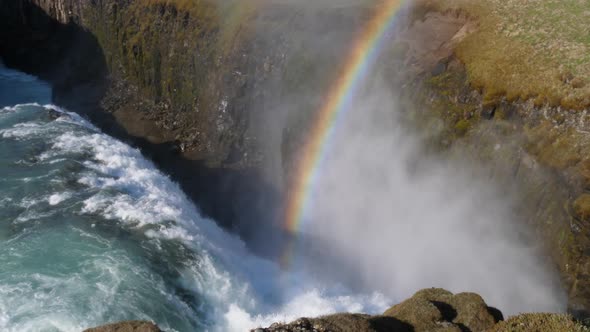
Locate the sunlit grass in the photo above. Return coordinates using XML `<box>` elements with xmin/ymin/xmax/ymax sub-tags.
<box><xmin>421</xmin><ymin>0</ymin><xmax>590</xmax><ymax>109</ymax></box>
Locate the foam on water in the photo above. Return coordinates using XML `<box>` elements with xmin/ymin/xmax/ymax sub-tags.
<box><xmin>48</xmin><ymin>192</ymin><xmax>72</xmax><ymax>206</ymax></box>
<box><xmin>0</xmin><ymin>103</ymin><xmax>388</xmax><ymax>331</ymax></box>
<box><xmin>224</xmin><ymin>290</ymin><xmax>390</xmax><ymax>330</ymax></box>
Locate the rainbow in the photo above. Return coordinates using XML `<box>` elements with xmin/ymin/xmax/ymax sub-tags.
<box><xmin>282</xmin><ymin>0</ymin><xmax>405</xmax><ymax>264</ymax></box>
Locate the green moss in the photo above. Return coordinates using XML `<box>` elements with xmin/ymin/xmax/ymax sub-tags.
<box><xmin>454</xmin><ymin>119</ymin><xmax>470</xmax><ymax>136</ymax></box>
<box><xmin>524</xmin><ymin>123</ymin><xmax>583</xmax><ymax>170</ymax></box>
<box><xmin>573</xmin><ymin>194</ymin><xmax>590</xmax><ymax>221</ymax></box>
<box><xmin>91</xmin><ymin>0</ymin><xmax>230</xmax><ymax>121</ymax></box>
<box><xmin>426</xmin><ymin>0</ymin><xmax>590</xmax><ymax>110</ymax></box>
<box><xmin>384</xmin><ymin>288</ymin><xmax>499</xmax><ymax>332</ymax></box>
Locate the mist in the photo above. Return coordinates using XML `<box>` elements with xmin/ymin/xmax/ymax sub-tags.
<box><xmin>281</xmin><ymin>73</ymin><xmax>566</xmax><ymax>315</ymax></box>
<box><xmin>229</xmin><ymin>0</ymin><xmax>567</xmax><ymax>318</ymax></box>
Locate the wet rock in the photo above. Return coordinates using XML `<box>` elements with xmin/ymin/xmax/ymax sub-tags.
<box><xmin>83</xmin><ymin>320</ymin><xmax>161</xmax><ymax>332</ymax></box>
<box><xmin>47</xmin><ymin>108</ymin><xmax>62</xmax><ymax>120</ymax></box>
<box><xmin>256</xmin><ymin>288</ymin><xmax>501</xmax><ymax>332</ymax></box>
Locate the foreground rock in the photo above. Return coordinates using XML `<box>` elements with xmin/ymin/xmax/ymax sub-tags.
<box><xmin>254</xmin><ymin>314</ymin><xmax>413</xmax><ymax>332</ymax></box>
<box><xmin>80</xmin><ymin>289</ymin><xmax>588</xmax><ymax>332</ymax></box>
<box><xmin>83</xmin><ymin>321</ymin><xmax>161</xmax><ymax>332</ymax></box>
<box><xmin>383</xmin><ymin>288</ymin><xmax>502</xmax><ymax>332</ymax></box>
<box><xmin>254</xmin><ymin>288</ymin><xmax>587</xmax><ymax>332</ymax></box>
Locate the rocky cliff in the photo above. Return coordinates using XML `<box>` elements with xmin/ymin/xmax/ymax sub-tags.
<box><xmin>0</xmin><ymin>0</ymin><xmax>378</xmax><ymax>257</ymax></box>
<box><xmin>3</xmin><ymin>0</ymin><xmax>590</xmax><ymax>324</ymax></box>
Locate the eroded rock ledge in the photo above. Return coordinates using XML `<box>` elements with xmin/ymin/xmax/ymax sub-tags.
<box><xmin>251</xmin><ymin>289</ymin><xmax>586</xmax><ymax>332</ymax></box>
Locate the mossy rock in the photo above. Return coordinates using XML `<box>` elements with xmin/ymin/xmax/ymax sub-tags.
<box><xmin>454</xmin><ymin>119</ymin><xmax>471</xmax><ymax>136</ymax></box>
<box><xmin>573</xmin><ymin>194</ymin><xmax>590</xmax><ymax>221</ymax></box>
<box><xmin>384</xmin><ymin>288</ymin><xmax>501</xmax><ymax>332</ymax></box>
<box><xmin>83</xmin><ymin>320</ymin><xmax>161</xmax><ymax>332</ymax></box>
<box><xmin>383</xmin><ymin>292</ymin><xmax>447</xmax><ymax>331</ymax></box>
<box><xmin>258</xmin><ymin>314</ymin><xmax>414</xmax><ymax>332</ymax></box>
<box><xmin>488</xmin><ymin>313</ymin><xmax>589</xmax><ymax>332</ymax></box>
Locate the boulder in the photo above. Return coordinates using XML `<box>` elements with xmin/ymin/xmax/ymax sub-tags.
<box><xmin>255</xmin><ymin>288</ymin><xmax>502</xmax><ymax>332</ymax></box>
<box><xmin>383</xmin><ymin>288</ymin><xmax>502</xmax><ymax>332</ymax></box>
<box><xmin>83</xmin><ymin>320</ymin><xmax>161</xmax><ymax>332</ymax></box>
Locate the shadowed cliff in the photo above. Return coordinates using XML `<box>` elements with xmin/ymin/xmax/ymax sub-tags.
<box><xmin>0</xmin><ymin>0</ymin><xmax>287</xmax><ymax>258</ymax></box>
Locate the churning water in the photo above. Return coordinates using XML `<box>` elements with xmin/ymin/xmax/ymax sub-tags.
<box><xmin>0</xmin><ymin>64</ymin><xmax>388</xmax><ymax>332</ymax></box>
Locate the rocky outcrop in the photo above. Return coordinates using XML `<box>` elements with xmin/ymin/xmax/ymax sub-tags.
<box><xmin>84</xmin><ymin>320</ymin><xmax>161</xmax><ymax>332</ymax></box>
<box><xmin>253</xmin><ymin>314</ymin><xmax>412</xmax><ymax>332</ymax></box>
<box><xmin>383</xmin><ymin>288</ymin><xmax>502</xmax><ymax>332</ymax></box>
<box><xmin>254</xmin><ymin>288</ymin><xmax>587</xmax><ymax>332</ymax></box>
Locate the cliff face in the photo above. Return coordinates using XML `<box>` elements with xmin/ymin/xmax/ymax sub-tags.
<box><xmin>4</xmin><ymin>0</ymin><xmax>367</xmax><ymax>169</ymax></box>
<box><xmin>0</xmin><ymin>0</ymin><xmax>374</xmax><ymax>257</ymax></box>
<box><xmin>391</xmin><ymin>6</ymin><xmax>590</xmax><ymax>315</ymax></box>
<box><xmin>2</xmin><ymin>0</ymin><xmax>590</xmax><ymax>319</ymax></box>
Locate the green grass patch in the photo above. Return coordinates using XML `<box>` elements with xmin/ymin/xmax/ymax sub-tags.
<box><xmin>420</xmin><ymin>0</ymin><xmax>590</xmax><ymax>109</ymax></box>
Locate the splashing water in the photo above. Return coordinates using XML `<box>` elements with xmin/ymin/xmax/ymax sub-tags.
<box><xmin>0</xmin><ymin>65</ymin><xmax>389</xmax><ymax>331</ymax></box>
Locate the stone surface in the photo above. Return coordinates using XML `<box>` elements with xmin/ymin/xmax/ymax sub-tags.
<box><xmin>83</xmin><ymin>321</ymin><xmax>161</xmax><ymax>332</ymax></box>
<box><xmin>256</xmin><ymin>288</ymin><xmax>501</xmax><ymax>332</ymax></box>
<box><xmin>253</xmin><ymin>314</ymin><xmax>414</xmax><ymax>332</ymax></box>
<box><xmin>384</xmin><ymin>288</ymin><xmax>501</xmax><ymax>332</ymax></box>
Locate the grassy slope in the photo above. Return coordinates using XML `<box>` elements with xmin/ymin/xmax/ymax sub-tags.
<box><xmin>396</xmin><ymin>0</ymin><xmax>590</xmax><ymax>313</ymax></box>
<box><xmin>424</xmin><ymin>0</ymin><xmax>590</xmax><ymax>109</ymax></box>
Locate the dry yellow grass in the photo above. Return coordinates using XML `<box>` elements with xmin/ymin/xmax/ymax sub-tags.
<box><xmin>421</xmin><ymin>0</ymin><xmax>590</xmax><ymax>109</ymax></box>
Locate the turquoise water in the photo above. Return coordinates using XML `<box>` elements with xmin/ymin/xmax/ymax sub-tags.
<box><xmin>0</xmin><ymin>72</ymin><xmax>208</xmax><ymax>331</ymax></box>
<box><xmin>0</xmin><ymin>65</ymin><xmax>387</xmax><ymax>332</ymax></box>
<box><xmin>0</xmin><ymin>64</ymin><xmax>51</xmax><ymax>107</ymax></box>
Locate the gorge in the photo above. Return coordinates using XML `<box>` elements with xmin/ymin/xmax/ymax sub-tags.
<box><xmin>1</xmin><ymin>0</ymin><xmax>590</xmax><ymax>331</ymax></box>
